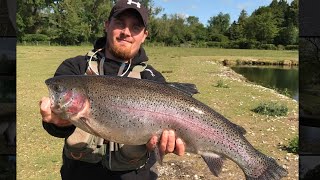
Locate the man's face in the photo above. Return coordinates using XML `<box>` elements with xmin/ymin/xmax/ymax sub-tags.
<box><xmin>105</xmin><ymin>9</ymin><xmax>148</xmax><ymax>61</ymax></box>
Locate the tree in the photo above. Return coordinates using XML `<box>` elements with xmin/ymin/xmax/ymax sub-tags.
<box><xmin>185</xmin><ymin>16</ymin><xmax>207</xmax><ymax>42</ymax></box>
<box><xmin>139</xmin><ymin>0</ymin><xmax>162</xmax><ymax>18</ymax></box>
<box><xmin>274</xmin><ymin>23</ymin><xmax>298</xmax><ymax>45</ymax></box>
<box><xmin>227</xmin><ymin>21</ymin><xmax>242</xmax><ymax>40</ymax></box>
<box><xmin>286</xmin><ymin>0</ymin><xmax>298</xmax><ymax>27</ymax></box>
<box><xmin>244</xmin><ymin>10</ymin><xmax>278</xmax><ymax>43</ymax></box>
<box><xmin>48</xmin><ymin>0</ymin><xmax>112</xmax><ymax>44</ymax></box>
<box><xmin>238</xmin><ymin>9</ymin><xmax>248</xmax><ymax>24</ymax></box>
<box><xmin>16</xmin><ymin>0</ymin><xmax>298</xmax><ymax>47</ymax></box>
<box><xmin>138</xmin><ymin>0</ymin><xmax>163</xmax><ymax>42</ymax></box>
<box><xmin>16</xmin><ymin>0</ymin><xmax>51</xmax><ymax>40</ymax></box>
<box><xmin>207</xmin><ymin>12</ymin><xmax>230</xmax><ymax>35</ymax></box>
<box><xmin>226</xmin><ymin>10</ymin><xmax>248</xmax><ymax>41</ymax></box>
<box><xmin>167</xmin><ymin>14</ymin><xmax>187</xmax><ymax>45</ymax></box>
<box><xmin>149</xmin><ymin>14</ymin><xmax>171</xmax><ymax>43</ymax></box>
<box><xmin>270</xmin><ymin>0</ymin><xmax>289</xmax><ymax>27</ymax></box>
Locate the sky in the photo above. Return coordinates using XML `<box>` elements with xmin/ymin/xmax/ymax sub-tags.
<box><xmin>153</xmin><ymin>0</ymin><xmax>294</xmax><ymax>26</ymax></box>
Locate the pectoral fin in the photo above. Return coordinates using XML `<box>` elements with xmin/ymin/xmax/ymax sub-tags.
<box><xmin>201</xmin><ymin>152</ymin><xmax>225</xmax><ymax>177</ymax></box>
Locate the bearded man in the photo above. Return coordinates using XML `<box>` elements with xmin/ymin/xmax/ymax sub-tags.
<box><xmin>39</xmin><ymin>0</ymin><xmax>185</xmax><ymax>179</ymax></box>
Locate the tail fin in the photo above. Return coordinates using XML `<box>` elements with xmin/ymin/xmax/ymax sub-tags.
<box><xmin>245</xmin><ymin>155</ymin><xmax>288</xmax><ymax>180</ymax></box>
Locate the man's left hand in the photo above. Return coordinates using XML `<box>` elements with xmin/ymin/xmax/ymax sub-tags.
<box><xmin>146</xmin><ymin>130</ymin><xmax>185</xmax><ymax>156</ymax></box>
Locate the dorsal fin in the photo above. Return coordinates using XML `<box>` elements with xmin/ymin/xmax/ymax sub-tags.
<box><xmin>167</xmin><ymin>82</ymin><xmax>199</xmax><ymax>96</ymax></box>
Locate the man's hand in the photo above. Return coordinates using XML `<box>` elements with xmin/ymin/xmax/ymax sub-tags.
<box><xmin>146</xmin><ymin>130</ymin><xmax>185</xmax><ymax>156</ymax></box>
<box><xmin>39</xmin><ymin>97</ymin><xmax>73</xmax><ymax>127</ymax></box>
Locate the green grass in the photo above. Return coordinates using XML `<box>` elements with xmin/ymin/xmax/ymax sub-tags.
<box><xmin>17</xmin><ymin>45</ymin><xmax>298</xmax><ymax>179</ymax></box>
<box><xmin>287</xmin><ymin>135</ymin><xmax>299</xmax><ymax>154</ymax></box>
<box><xmin>252</xmin><ymin>102</ymin><xmax>289</xmax><ymax>116</ymax></box>
<box><xmin>144</xmin><ymin>46</ymin><xmax>298</xmax><ymax>60</ymax></box>
<box><xmin>214</xmin><ymin>80</ymin><xmax>230</xmax><ymax>88</ymax></box>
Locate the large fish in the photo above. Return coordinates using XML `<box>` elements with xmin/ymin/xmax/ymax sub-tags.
<box><xmin>45</xmin><ymin>75</ymin><xmax>288</xmax><ymax>180</ymax></box>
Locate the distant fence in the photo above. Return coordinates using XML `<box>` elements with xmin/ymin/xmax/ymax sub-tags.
<box><xmin>17</xmin><ymin>41</ymin><xmax>202</xmax><ymax>47</ymax></box>
<box><xmin>17</xmin><ymin>41</ymin><xmax>92</xmax><ymax>46</ymax></box>
<box><xmin>17</xmin><ymin>41</ymin><xmax>299</xmax><ymax>50</ymax></box>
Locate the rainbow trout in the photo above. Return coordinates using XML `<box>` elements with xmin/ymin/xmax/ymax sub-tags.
<box><xmin>45</xmin><ymin>75</ymin><xmax>287</xmax><ymax>180</ymax></box>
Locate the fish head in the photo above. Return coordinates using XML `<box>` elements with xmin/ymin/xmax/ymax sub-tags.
<box><xmin>45</xmin><ymin>76</ymin><xmax>88</xmax><ymax>120</ymax></box>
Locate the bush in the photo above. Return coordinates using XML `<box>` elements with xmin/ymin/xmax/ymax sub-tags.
<box><xmin>207</xmin><ymin>42</ymin><xmax>222</xmax><ymax>48</ymax></box>
<box><xmin>192</xmin><ymin>41</ymin><xmax>208</xmax><ymax>48</ymax></box>
<box><xmin>22</xmin><ymin>34</ymin><xmax>50</xmax><ymax>42</ymax></box>
<box><xmin>252</xmin><ymin>102</ymin><xmax>288</xmax><ymax>116</ymax></box>
<box><xmin>259</xmin><ymin>44</ymin><xmax>277</xmax><ymax>50</ymax></box>
<box><xmin>285</xmin><ymin>45</ymin><xmax>298</xmax><ymax>50</ymax></box>
<box><xmin>208</xmin><ymin>33</ymin><xmax>229</xmax><ymax>42</ymax></box>
<box><xmin>227</xmin><ymin>41</ymin><xmax>240</xmax><ymax>49</ymax></box>
<box><xmin>207</xmin><ymin>41</ymin><xmax>233</xmax><ymax>49</ymax></box>
<box><xmin>286</xmin><ymin>136</ymin><xmax>298</xmax><ymax>154</ymax></box>
<box><xmin>277</xmin><ymin>44</ymin><xmax>285</xmax><ymax>50</ymax></box>
<box><xmin>214</xmin><ymin>80</ymin><xmax>229</xmax><ymax>88</ymax></box>
<box><xmin>236</xmin><ymin>39</ymin><xmax>260</xmax><ymax>49</ymax></box>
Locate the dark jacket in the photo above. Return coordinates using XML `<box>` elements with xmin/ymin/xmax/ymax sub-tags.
<box><xmin>43</xmin><ymin>37</ymin><xmax>166</xmax><ymax>138</ymax></box>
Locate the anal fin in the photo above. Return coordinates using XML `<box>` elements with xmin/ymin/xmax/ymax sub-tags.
<box><xmin>201</xmin><ymin>152</ymin><xmax>225</xmax><ymax>177</ymax></box>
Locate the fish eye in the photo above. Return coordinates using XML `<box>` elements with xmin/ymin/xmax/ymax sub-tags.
<box><xmin>52</xmin><ymin>84</ymin><xmax>65</xmax><ymax>93</ymax></box>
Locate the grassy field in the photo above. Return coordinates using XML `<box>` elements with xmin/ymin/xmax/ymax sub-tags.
<box><xmin>17</xmin><ymin>45</ymin><xmax>298</xmax><ymax>179</ymax></box>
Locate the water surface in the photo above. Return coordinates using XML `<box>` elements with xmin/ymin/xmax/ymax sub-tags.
<box><xmin>231</xmin><ymin>66</ymin><xmax>298</xmax><ymax>100</ymax></box>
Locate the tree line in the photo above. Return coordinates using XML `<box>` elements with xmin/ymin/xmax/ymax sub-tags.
<box><xmin>17</xmin><ymin>0</ymin><xmax>298</xmax><ymax>49</ymax></box>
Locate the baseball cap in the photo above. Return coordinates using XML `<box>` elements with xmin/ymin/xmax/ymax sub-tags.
<box><xmin>108</xmin><ymin>0</ymin><xmax>149</xmax><ymax>27</ymax></box>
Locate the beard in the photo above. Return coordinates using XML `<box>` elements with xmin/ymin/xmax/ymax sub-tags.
<box><xmin>108</xmin><ymin>39</ymin><xmax>133</xmax><ymax>60</ymax></box>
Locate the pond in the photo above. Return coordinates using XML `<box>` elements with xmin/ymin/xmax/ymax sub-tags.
<box><xmin>231</xmin><ymin>66</ymin><xmax>298</xmax><ymax>100</ymax></box>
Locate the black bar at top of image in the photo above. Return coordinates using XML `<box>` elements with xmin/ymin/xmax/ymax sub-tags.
<box><xmin>299</xmin><ymin>0</ymin><xmax>320</xmax><ymax>37</ymax></box>
<box><xmin>0</xmin><ymin>0</ymin><xmax>16</xmax><ymax>37</ymax></box>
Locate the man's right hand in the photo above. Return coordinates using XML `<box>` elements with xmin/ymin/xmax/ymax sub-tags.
<box><xmin>39</xmin><ymin>97</ymin><xmax>73</xmax><ymax>127</ymax></box>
